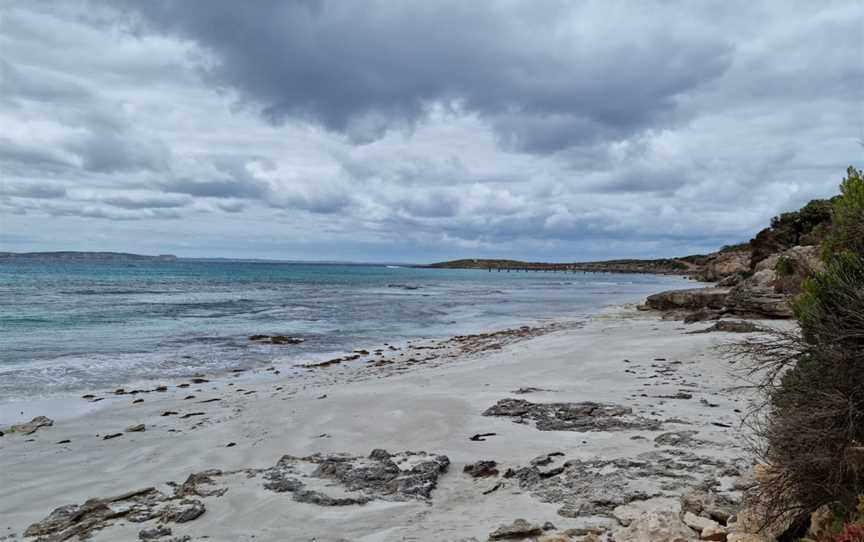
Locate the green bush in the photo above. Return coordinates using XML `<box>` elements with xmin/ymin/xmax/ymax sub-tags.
<box><xmin>740</xmin><ymin>166</ymin><xmax>864</xmax><ymax>528</ymax></box>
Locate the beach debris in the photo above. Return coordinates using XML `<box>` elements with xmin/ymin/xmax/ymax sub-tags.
<box><xmin>469</xmin><ymin>432</ymin><xmax>497</xmax><ymax>441</ymax></box>
<box><xmin>261</xmin><ymin>449</ymin><xmax>449</xmax><ymax>505</ymax></box>
<box><xmin>9</xmin><ymin>416</ymin><xmax>54</xmax><ymax>435</ymax></box>
<box><xmin>463</xmin><ymin>460</ymin><xmax>499</xmax><ymax>478</ymax></box>
<box><xmin>179</xmin><ymin>412</ymin><xmax>204</xmax><ymax>419</ymax></box>
<box><xmin>126</xmin><ymin>424</ymin><xmax>146</xmax><ymax>433</ymax></box>
<box><xmin>483</xmin><ymin>398</ymin><xmax>662</xmax><ymax>432</ymax></box>
<box><xmin>103</xmin><ymin>433</ymin><xmax>123</xmax><ymax>440</ymax></box>
<box><xmin>155</xmin><ymin>386</ymin><xmax>168</xmax><ymax>392</ymax></box>
<box><xmin>488</xmin><ymin>518</ymin><xmax>544</xmax><ymax>540</ymax></box>
<box><xmin>160</xmin><ymin>411</ymin><xmax>179</xmax><ymax>417</ymax></box>
<box><xmin>190</xmin><ymin>378</ymin><xmax>209</xmax><ymax>384</ymax></box>
<box><xmin>133</xmin><ymin>398</ymin><xmax>145</xmax><ymax>404</ymax></box>
<box><xmin>198</xmin><ymin>398</ymin><xmax>220</xmax><ymax>403</ymax></box>
<box><xmin>56</xmin><ymin>439</ymin><xmax>71</xmax><ymax>444</ymax></box>
<box><xmin>225</xmin><ymin>442</ymin><xmax>236</xmax><ymax>447</ymax></box>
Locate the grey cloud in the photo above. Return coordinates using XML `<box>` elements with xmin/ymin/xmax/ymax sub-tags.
<box><xmin>0</xmin><ymin>182</ymin><xmax>68</xmax><ymax>199</ymax></box>
<box><xmin>100</xmin><ymin>194</ymin><xmax>191</xmax><ymax>209</ymax></box>
<box><xmin>118</xmin><ymin>1</ymin><xmax>733</xmax><ymax>150</ymax></box>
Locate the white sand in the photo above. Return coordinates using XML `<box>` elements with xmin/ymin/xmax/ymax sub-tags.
<box><xmin>0</xmin><ymin>309</ymin><xmax>773</xmax><ymax>541</ymax></box>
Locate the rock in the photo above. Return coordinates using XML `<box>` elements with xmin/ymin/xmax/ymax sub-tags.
<box><xmin>613</xmin><ymin>511</ymin><xmax>696</xmax><ymax>542</ymax></box>
<box><xmin>654</xmin><ymin>430</ymin><xmax>703</xmax><ymax>447</ymax></box>
<box><xmin>25</xmin><ymin>487</ymin><xmax>169</xmax><ymax>540</ymax></box>
<box><xmin>684</xmin><ymin>308</ymin><xmax>723</xmax><ymax>323</ymax></box>
<box><xmin>488</xmin><ymin>518</ymin><xmax>544</xmax><ymax>539</ymax></box>
<box><xmin>139</xmin><ymin>526</ymin><xmax>172</xmax><ymax>539</ymax></box>
<box><xmin>683</xmin><ymin>511</ymin><xmax>721</xmax><ymax>532</ymax></box>
<box><xmin>645</xmin><ymin>288</ymin><xmax>730</xmax><ymax>311</ymax></box>
<box><xmin>126</xmin><ymin>424</ymin><xmax>146</xmax><ymax>433</ymax></box>
<box><xmin>463</xmin><ymin>460</ymin><xmax>499</xmax><ymax>478</ymax></box>
<box><xmin>483</xmin><ymin>398</ymin><xmax>661</xmax><ymax>432</ymax></box>
<box><xmin>701</xmin><ymin>524</ymin><xmax>728</xmax><ymax>541</ymax></box>
<box><xmin>263</xmin><ymin>450</ymin><xmax>450</xmax><ymax>504</ymax></box>
<box><xmin>160</xmin><ymin>499</ymin><xmax>205</xmax><ymax>523</ymax></box>
<box><xmin>10</xmin><ymin>415</ymin><xmax>54</xmax><ymax>435</ymax></box>
<box><xmin>698</xmin><ymin>250</ymin><xmax>750</xmax><ymax>282</ymax></box>
<box><xmin>725</xmin><ymin>285</ymin><xmax>793</xmax><ymax>318</ymax></box>
<box><xmin>103</xmin><ymin>433</ymin><xmax>123</xmax><ymax>440</ymax></box>
<box><xmin>691</xmin><ymin>321</ymin><xmax>763</xmax><ymax>334</ymax></box>
<box><xmin>726</xmin><ymin>535</ymin><xmax>771</xmax><ymax>542</ymax></box>
<box><xmin>680</xmin><ymin>490</ymin><xmax>739</xmax><ymax>526</ymax></box>
<box><xmin>807</xmin><ymin>505</ymin><xmax>833</xmax><ymax>540</ymax></box>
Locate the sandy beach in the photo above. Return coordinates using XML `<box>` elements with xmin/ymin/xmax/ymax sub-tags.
<box><xmin>0</xmin><ymin>308</ymin><xmax>769</xmax><ymax>541</ymax></box>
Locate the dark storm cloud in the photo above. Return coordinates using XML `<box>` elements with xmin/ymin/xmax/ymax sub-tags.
<box><xmin>118</xmin><ymin>1</ymin><xmax>733</xmax><ymax>149</ymax></box>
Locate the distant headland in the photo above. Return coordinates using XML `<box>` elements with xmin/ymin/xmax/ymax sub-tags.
<box><xmin>0</xmin><ymin>251</ymin><xmax>178</xmax><ymax>262</ymax></box>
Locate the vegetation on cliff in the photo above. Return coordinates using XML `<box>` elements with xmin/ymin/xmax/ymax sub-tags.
<box><xmin>737</xmin><ymin>166</ymin><xmax>864</xmax><ymax>539</ymax></box>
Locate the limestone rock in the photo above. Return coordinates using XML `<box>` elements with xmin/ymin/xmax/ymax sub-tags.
<box><xmin>645</xmin><ymin>288</ymin><xmax>730</xmax><ymax>311</ymax></box>
<box><xmin>483</xmin><ymin>398</ymin><xmax>660</xmax><ymax>432</ymax></box>
<box><xmin>488</xmin><ymin>518</ymin><xmax>543</xmax><ymax>539</ymax></box>
<box><xmin>10</xmin><ymin>415</ymin><xmax>53</xmax><ymax>435</ymax></box>
<box><xmin>726</xmin><ymin>534</ymin><xmax>771</xmax><ymax>542</ymax></box>
<box><xmin>725</xmin><ymin>285</ymin><xmax>793</xmax><ymax>319</ymax></box>
<box><xmin>139</xmin><ymin>526</ymin><xmax>172</xmax><ymax>539</ymax></box>
<box><xmin>680</xmin><ymin>490</ymin><xmax>739</xmax><ymax>526</ymax></box>
<box><xmin>698</xmin><ymin>251</ymin><xmax>751</xmax><ymax>282</ymax></box>
<box><xmin>683</xmin><ymin>511</ymin><xmax>720</xmax><ymax>532</ymax></box>
<box><xmin>126</xmin><ymin>424</ymin><xmax>146</xmax><ymax>432</ymax></box>
<box><xmin>464</xmin><ymin>460</ymin><xmax>499</xmax><ymax>478</ymax></box>
<box><xmin>613</xmin><ymin>511</ymin><xmax>697</xmax><ymax>542</ymax></box>
<box><xmin>701</xmin><ymin>524</ymin><xmax>728</xmax><ymax>541</ymax></box>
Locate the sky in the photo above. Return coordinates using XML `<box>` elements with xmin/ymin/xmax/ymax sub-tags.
<box><xmin>1</xmin><ymin>1</ymin><xmax>862</xmax><ymax>263</ymax></box>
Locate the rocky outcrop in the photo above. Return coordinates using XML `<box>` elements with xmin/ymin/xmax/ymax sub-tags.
<box><xmin>697</xmin><ymin>250</ymin><xmax>751</xmax><ymax>282</ymax></box>
<box><xmin>725</xmin><ymin>285</ymin><xmax>793</xmax><ymax>319</ymax></box>
<box><xmin>483</xmin><ymin>398</ymin><xmax>661</xmax><ymax>432</ymax></box>
<box><xmin>23</xmin><ymin>487</ymin><xmax>201</xmax><ymax>542</ymax></box>
<box><xmin>644</xmin><ymin>289</ymin><xmax>731</xmax><ymax>311</ymax></box>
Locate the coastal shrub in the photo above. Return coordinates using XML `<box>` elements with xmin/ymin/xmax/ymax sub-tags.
<box><xmin>736</xmin><ymin>166</ymin><xmax>864</xmax><ymax>531</ymax></box>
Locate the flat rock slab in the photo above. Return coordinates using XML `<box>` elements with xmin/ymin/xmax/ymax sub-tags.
<box><xmin>483</xmin><ymin>398</ymin><xmax>662</xmax><ymax>432</ymax></box>
<box><xmin>262</xmin><ymin>448</ymin><xmax>450</xmax><ymax>504</ymax></box>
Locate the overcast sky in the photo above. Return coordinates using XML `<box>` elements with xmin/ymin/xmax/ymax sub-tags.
<box><xmin>1</xmin><ymin>1</ymin><xmax>862</xmax><ymax>262</ymax></box>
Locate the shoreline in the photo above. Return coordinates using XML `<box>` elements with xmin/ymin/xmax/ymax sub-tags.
<box><xmin>0</xmin><ymin>306</ymin><xmax>773</xmax><ymax>541</ymax></box>
<box><xmin>0</xmin><ymin>302</ymin><xmax>617</xmax><ymax>426</ymax></box>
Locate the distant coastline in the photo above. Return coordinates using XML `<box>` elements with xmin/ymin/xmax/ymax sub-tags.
<box><xmin>0</xmin><ymin>251</ymin><xmax>178</xmax><ymax>262</ymax></box>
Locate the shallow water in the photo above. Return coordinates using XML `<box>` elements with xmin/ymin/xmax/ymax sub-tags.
<box><xmin>0</xmin><ymin>260</ymin><xmax>687</xmax><ymax>400</ymax></box>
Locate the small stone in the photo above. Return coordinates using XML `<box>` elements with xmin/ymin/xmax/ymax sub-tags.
<box><xmin>126</xmin><ymin>424</ymin><xmax>146</xmax><ymax>433</ymax></box>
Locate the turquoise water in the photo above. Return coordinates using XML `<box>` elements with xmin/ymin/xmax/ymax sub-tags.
<box><xmin>0</xmin><ymin>260</ymin><xmax>686</xmax><ymax>400</ymax></box>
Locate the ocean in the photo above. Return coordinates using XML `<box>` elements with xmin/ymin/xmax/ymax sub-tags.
<box><xmin>0</xmin><ymin>260</ymin><xmax>686</xmax><ymax>401</ymax></box>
